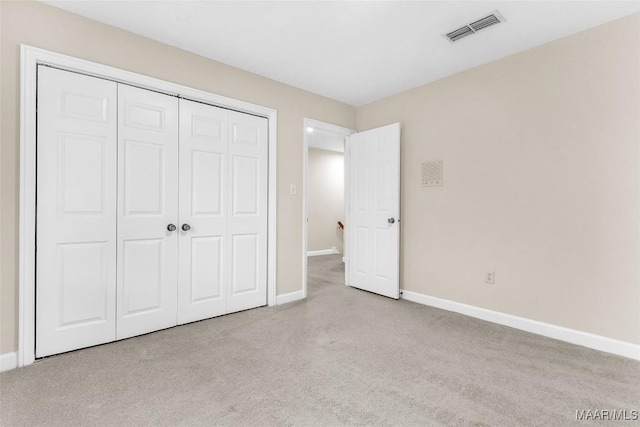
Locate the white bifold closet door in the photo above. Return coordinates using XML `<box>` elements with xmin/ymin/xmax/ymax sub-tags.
<box><xmin>116</xmin><ymin>84</ymin><xmax>179</xmax><ymax>339</ymax></box>
<box><xmin>178</xmin><ymin>99</ymin><xmax>268</xmax><ymax>323</ymax></box>
<box><xmin>36</xmin><ymin>67</ymin><xmax>268</xmax><ymax>358</ymax></box>
<box><xmin>36</xmin><ymin>66</ymin><xmax>118</xmax><ymax>357</ymax></box>
<box><xmin>177</xmin><ymin>100</ymin><xmax>228</xmax><ymax>323</ymax></box>
<box><xmin>225</xmin><ymin>110</ymin><xmax>268</xmax><ymax>313</ymax></box>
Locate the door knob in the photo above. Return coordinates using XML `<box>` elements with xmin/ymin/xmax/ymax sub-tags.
<box><xmin>181</xmin><ymin>223</ymin><xmax>191</xmax><ymax>232</ymax></box>
<box><xmin>167</xmin><ymin>224</ymin><xmax>177</xmax><ymax>232</ymax></box>
<box><xmin>387</xmin><ymin>218</ymin><xmax>396</xmax><ymax>224</ymax></box>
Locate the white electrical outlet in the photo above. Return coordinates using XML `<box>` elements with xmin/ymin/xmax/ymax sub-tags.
<box><xmin>484</xmin><ymin>271</ymin><xmax>495</xmax><ymax>284</ymax></box>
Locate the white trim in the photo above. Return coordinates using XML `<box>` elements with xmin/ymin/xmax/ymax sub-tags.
<box><xmin>19</xmin><ymin>45</ymin><xmax>278</xmax><ymax>367</ymax></box>
<box><xmin>302</xmin><ymin>118</ymin><xmax>355</xmax><ymax>299</ymax></box>
<box><xmin>400</xmin><ymin>290</ymin><xmax>640</xmax><ymax>361</ymax></box>
<box><xmin>276</xmin><ymin>290</ymin><xmax>305</xmax><ymax>305</ymax></box>
<box><xmin>19</xmin><ymin>45</ymin><xmax>37</xmax><ymax>368</ymax></box>
<box><xmin>344</xmin><ymin>135</ymin><xmax>351</xmax><ymax>287</ymax></box>
<box><xmin>267</xmin><ymin>112</ymin><xmax>278</xmax><ymax>308</ymax></box>
<box><xmin>1</xmin><ymin>352</ymin><xmax>18</xmax><ymax>372</ymax></box>
<box><xmin>307</xmin><ymin>247</ymin><xmax>340</xmax><ymax>257</ymax></box>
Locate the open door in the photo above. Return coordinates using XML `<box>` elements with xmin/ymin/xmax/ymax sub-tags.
<box><xmin>346</xmin><ymin>123</ymin><xmax>401</xmax><ymax>299</ymax></box>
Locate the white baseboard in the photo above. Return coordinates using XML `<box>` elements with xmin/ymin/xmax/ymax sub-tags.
<box><xmin>1</xmin><ymin>352</ymin><xmax>18</xmax><ymax>372</ymax></box>
<box><xmin>400</xmin><ymin>290</ymin><xmax>640</xmax><ymax>361</ymax></box>
<box><xmin>307</xmin><ymin>247</ymin><xmax>340</xmax><ymax>257</ymax></box>
<box><xmin>276</xmin><ymin>290</ymin><xmax>305</xmax><ymax>305</ymax></box>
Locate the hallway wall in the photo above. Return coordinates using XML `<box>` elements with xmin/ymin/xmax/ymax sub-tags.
<box><xmin>308</xmin><ymin>148</ymin><xmax>344</xmax><ymax>253</ymax></box>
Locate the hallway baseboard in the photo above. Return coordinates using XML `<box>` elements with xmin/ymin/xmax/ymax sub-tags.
<box><xmin>307</xmin><ymin>247</ymin><xmax>340</xmax><ymax>257</ymax></box>
<box><xmin>276</xmin><ymin>290</ymin><xmax>305</xmax><ymax>305</ymax></box>
<box><xmin>1</xmin><ymin>352</ymin><xmax>18</xmax><ymax>372</ymax></box>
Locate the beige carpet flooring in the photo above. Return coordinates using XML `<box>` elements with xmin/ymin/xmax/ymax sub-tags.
<box><xmin>1</xmin><ymin>254</ymin><xmax>638</xmax><ymax>426</ymax></box>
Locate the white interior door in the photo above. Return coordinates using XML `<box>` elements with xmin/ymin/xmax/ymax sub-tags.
<box><xmin>226</xmin><ymin>112</ymin><xmax>268</xmax><ymax>313</ymax></box>
<box><xmin>116</xmin><ymin>84</ymin><xmax>179</xmax><ymax>339</ymax></box>
<box><xmin>36</xmin><ymin>66</ymin><xmax>118</xmax><ymax>357</ymax></box>
<box><xmin>346</xmin><ymin>123</ymin><xmax>401</xmax><ymax>299</ymax></box>
<box><xmin>177</xmin><ymin>99</ymin><xmax>228</xmax><ymax>323</ymax></box>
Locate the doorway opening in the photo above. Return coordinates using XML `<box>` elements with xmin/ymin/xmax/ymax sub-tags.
<box><xmin>302</xmin><ymin>119</ymin><xmax>355</xmax><ymax>298</ymax></box>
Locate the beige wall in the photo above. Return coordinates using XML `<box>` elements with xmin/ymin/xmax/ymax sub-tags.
<box><xmin>2</xmin><ymin>2</ymin><xmax>637</xmax><ymax>357</ymax></box>
<box><xmin>0</xmin><ymin>1</ymin><xmax>356</xmax><ymax>354</ymax></box>
<box><xmin>357</xmin><ymin>14</ymin><xmax>640</xmax><ymax>344</ymax></box>
<box><xmin>308</xmin><ymin>148</ymin><xmax>344</xmax><ymax>253</ymax></box>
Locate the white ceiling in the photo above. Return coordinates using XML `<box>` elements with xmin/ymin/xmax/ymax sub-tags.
<box><xmin>43</xmin><ymin>1</ymin><xmax>639</xmax><ymax>106</ymax></box>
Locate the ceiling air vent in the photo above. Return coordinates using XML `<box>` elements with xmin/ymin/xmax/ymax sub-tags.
<box><xmin>446</xmin><ymin>26</ymin><xmax>475</xmax><ymax>42</ymax></box>
<box><xmin>443</xmin><ymin>10</ymin><xmax>505</xmax><ymax>43</ymax></box>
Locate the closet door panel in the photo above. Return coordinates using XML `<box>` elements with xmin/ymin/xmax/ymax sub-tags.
<box><xmin>117</xmin><ymin>84</ymin><xmax>179</xmax><ymax>339</ymax></box>
<box><xmin>177</xmin><ymin>100</ymin><xmax>228</xmax><ymax>324</ymax></box>
<box><xmin>226</xmin><ymin>112</ymin><xmax>268</xmax><ymax>313</ymax></box>
<box><xmin>36</xmin><ymin>66</ymin><xmax>117</xmax><ymax>357</ymax></box>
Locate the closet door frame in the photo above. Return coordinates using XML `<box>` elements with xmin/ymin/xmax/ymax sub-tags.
<box><xmin>18</xmin><ymin>45</ymin><xmax>278</xmax><ymax>368</ymax></box>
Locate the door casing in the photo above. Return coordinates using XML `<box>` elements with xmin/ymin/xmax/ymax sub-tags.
<box><xmin>19</xmin><ymin>45</ymin><xmax>278</xmax><ymax>368</ymax></box>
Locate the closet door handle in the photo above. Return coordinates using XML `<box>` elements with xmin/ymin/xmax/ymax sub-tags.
<box><xmin>167</xmin><ymin>224</ymin><xmax>177</xmax><ymax>232</ymax></box>
<box><xmin>181</xmin><ymin>223</ymin><xmax>191</xmax><ymax>232</ymax></box>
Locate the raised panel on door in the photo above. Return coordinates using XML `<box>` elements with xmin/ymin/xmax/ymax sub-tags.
<box><xmin>117</xmin><ymin>84</ymin><xmax>178</xmax><ymax>339</ymax></box>
<box><xmin>178</xmin><ymin>99</ymin><xmax>228</xmax><ymax>324</ymax></box>
<box><xmin>347</xmin><ymin>123</ymin><xmax>401</xmax><ymax>299</ymax></box>
<box><xmin>231</xmin><ymin>234</ymin><xmax>259</xmax><ymax>294</ymax></box>
<box><xmin>226</xmin><ymin>112</ymin><xmax>268</xmax><ymax>313</ymax></box>
<box><xmin>355</xmin><ymin>227</ymin><xmax>369</xmax><ymax>274</ymax></box>
<box><xmin>122</xmin><ymin>239</ymin><xmax>164</xmax><ymax>314</ymax></box>
<box><xmin>123</xmin><ymin>141</ymin><xmax>164</xmax><ymax>215</ymax></box>
<box><xmin>36</xmin><ymin>66</ymin><xmax>117</xmax><ymax>357</ymax></box>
